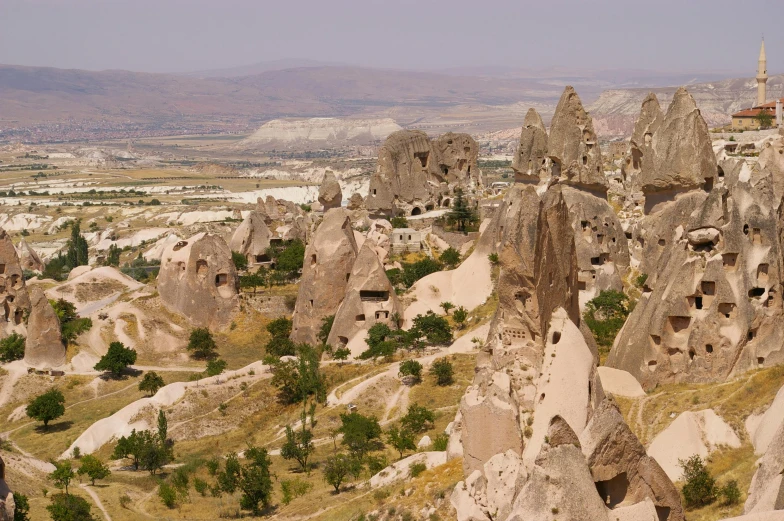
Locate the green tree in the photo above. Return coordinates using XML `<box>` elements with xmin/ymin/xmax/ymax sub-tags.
<box><xmin>206</xmin><ymin>359</ymin><xmax>227</xmax><ymax>377</ymax></box>
<box><xmin>267</xmin><ymin>317</ymin><xmax>293</xmax><ymax>338</ymax></box>
<box><xmin>679</xmin><ymin>455</ymin><xmax>717</xmax><ymax>508</ymax></box>
<box><xmin>112</xmin><ymin>430</ymin><xmax>143</xmax><ymax>470</ymax></box>
<box><xmin>281</xmin><ymin>405</ymin><xmax>316</xmax><ymax>473</ymax></box>
<box><xmin>231</xmin><ymin>251</ymin><xmax>248</xmax><ymax>271</ymax></box>
<box><xmin>158</xmin><ymin>482</ymin><xmax>177</xmax><ymax>508</ymax></box>
<box><xmin>270</xmin><ymin>344</ymin><xmax>327</xmax><ymax>405</ymax></box>
<box><xmin>138</xmin><ymin>372</ymin><xmax>165</xmax><ymax>396</ymax></box>
<box><xmin>106</xmin><ymin>243</ymin><xmax>121</xmax><ymax>267</ymax></box>
<box><xmin>430</xmin><ymin>358</ymin><xmax>454</xmax><ymax>386</ymax></box>
<box><xmin>239</xmin><ymin>268</ymin><xmax>267</xmax><ymax>293</ymax></box>
<box><xmin>411</xmin><ymin>312</ymin><xmax>452</xmax><ymax>345</ymax></box>
<box><xmin>398</xmin><ymin>360</ymin><xmax>423</xmax><ymax>384</ymax></box>
<box><xmin>46</xmin><ymin>494</ymin><xmax>95</xmax><ymax>521</ymax></box>
<box><xmin>387</xmin><ymin>426</ymin><xmax>416</xmax><ymax>459</ymax></box>
<box><xmin>93</xmin><ymin>341</ymin><xmax>137</xmax><ymax>376</ymax></box>
<box><xmin>0</xmin><ymin>333</ymin><xmax>25</xmax><ymax>363</ymax></box>
<box><xmin>333</xmin><ymin>347</ymin><xmax>350</xmax><ymax>365</ymax></box>
<box><xmin>583</xmin><ymin>290</ymin><xmax>631</xmax><ymax>354</ymax></box>
<box><xmin>274</xmin><ymin>240</ymin><xmax>306</xmax><ymax>279</ymax></box>
<box><xmin>317</xmin><ymin>315</ymin><xmax>335</xmax><ymax>347</ymax></box>
<box><xmin>390</xmin><ymin>216</ymin><xmax>409</xmax><ymax>229</ymax></box>
<box><xmin>187</xmin><ymin>328</ymin><xmax>218</xmax><ymax>360</ymax></box>
<box><xmin>401</xmin><ymin>258</ymin><xmax>443</xmax><ymax>288</ymax></box>
<box><xmin>280</xmin><ymin>478</ymin><xmax>312</xmax><ymax>505</ymax></box>
<box><xmin>439</xmin><ymin>247</ymin><xmax>461</xmax><ymax>268</ymax></box>
<box><xmin>446</xmin><ymin>189</ymin><xmax>478</xmax><ymax>232</ymax></box>
<box><xmin>49</xmin><ymin>461</ymin><xmax>75</xmax><ymax>495</ymax></box>
<box><xmin>755</xmin><ymin>110</ymin><xmax>774</xmax><ymax>129</ymax></box>
<box><xmin>323</xmin><ymin>453</ymin><xmax>362</xmax><ymax>493</ymax></box>
<box><xmin>218</xmin><ymin>452</ymin><xmax>241</xmax><ymax>494</ymax></box>
<box><xmin>439</xmin><ymin>301</ymin><xmax>454</xmax><ymax>315</ymax></box>
<box><xmin>77</xmin><ymin>455</ymin><xmax>110</xmax><ymax>485</ymax></box>
<box><xmin>400</xmin><ymin>403</ymin><xmax>434</xmax><ymax>433</ymax></box>
<box><xmin>50</xmin><ymin>299</ymin><xmax>92</xmax><ymax>344</ymax></box>
<box><xmin>266</xmin><ymin>336</ymin><xmax>296</xmax><ymax>358</ymax></box>
<box><xmin>720</xmin><ymin>479</ymin><xmax>741</xmax><ymax>506</ymax></box>
<box><xmin>238</xmin><ymin>446</ymin><xmax>273</xmax><ymax>515</ymax></box>
<box><xmin>339</xmin><ymin>412</ymin><xmax>383</xmax><ymax>460</ymax></box>
<box><xmin>452</xmin><ymin>306</ymin><xmax>468</xmax><ymax>329</ymax></box>
<box><xmin>13</xmin><ymin>492</ymin><xmax>30</xmax><ymax>521</ymax></box>
<box><xmin>66</xmin><ymin>220</ymin><xmax>89</xmax><ymax>269</ymax></box>
<box><xmin>27</xmin><ymin>388</ymin><xmax>65</xmax><ymax>429</ymax></box>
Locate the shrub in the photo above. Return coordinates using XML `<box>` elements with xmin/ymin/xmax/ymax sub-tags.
<box><xmin>51</xmin><ymin>298</ymin><xmax>92</xmax><ymax>343</ymax></box>
<box><xmin>439</xmin><ymin>248</ymin><xmax>461</xmax><ymax>269</ymax></box>
<box><xmin>399</xmin><ymin>360</ymin><xmax>423</xmax><ymax>383</ymax></box>
<box><xmin>432</xmin><ymin>433</ymin><xmax>449</xmax><ymax>451</ymax></box>
<box><xmin>400</xmin><ymin>404</ymin><xmax>435</xmax><ymax>433</ymax></box>
<box><xmin>401</xmin><ymin>258</ymin><xmax>443</xmax><ymax>288</ymax></box>
<box><xmin>333</xmin><ymin>347</ymin><xmax>351</xmax><ymax>364</ymax></box>
<box><xmin>390</xmin><ymin>216</ymin><xmax>409</xmax><ymax>229</ymax></box>
<box><xmin>77</xmin><ymin>455</ymin><xmax>110</xmax><ymax>485</ymax></box>
<box><xmin>159</xmin><ymin>482</ymin><xmax>177</xmax><ymax>508</ymax></box>
<box><xmin>231</xmin><ymin>251</ymin><xmax>248</xmax><ymax>271</ymax></box>
<box><xmin>634</xmin><ymin>273</ymin><xmax>648</xmax><ymax>288</ymax></box>
<box><xmin>452</xmin><ymin>306</ymin><xmax>468</xmax><ymax>329</ymax></box>
<box><xmin>0</xmin><ymin>333</ymin><xmax>25</xmax><ymax>363</ymax></box>
<box><xmin>206</xmin><ymin>359</ymin><xmax>228</xmax><ymax>377</ymax></box>
<box><xmin>13</xmin><ymin>492</ymin><xmax>30</xmax><ymax>521</ymax></box>
<box><xmin>409</xmin><ymin>462</ymin><xmax>427</xmax><ymax>478</ymax></box>
<box><xmin>187</xmin><ymin>328</ymin><xmax>218</xmax><ymax>359</ymax></box>
<box><xmin>679</xmin><ymin>455</ymin><xmax>717</xmax><ymax>508</ymax></box>
<box><xmin>46</xmin><ymin>494</ymin><xmax>94</xmax><ymax>521</ymax></box>
<box><xmin>720</xmin><ymin>479</ymin><xmax>741</xmax><ymax>505</ymax></box>
<box><xmin>194</xmin><ymin>477</ymin><xmax>208</xmax><ymax>496</ymax></box>
<box><xmin>138</xmin><ymin>371</ymin><xmax>165</xmax><ymax>396</ymax></box>
<box><xmin>430</xmin><ymin>358</ymin><xmax>454</xmax><ymax>386</ymax></box>
<box><xmin>488</xmin><ymin>253</ymin><xmax>499</xmax><ymax>265</ymax></box>
<box><xmin>119</xmin><ymin>493</ymin><xmax>131</xmax><ymax>508</ymax></box>
<box><xmin>583</xmin><ymin>290</ymin><xmax>631</xmax><ymax>353</ymax></box>
<box><xmin>280</xmin><ymin>478</ymin><xmax>312</xmax><ymax>505</ymax></box>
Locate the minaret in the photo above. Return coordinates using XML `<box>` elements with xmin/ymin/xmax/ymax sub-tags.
<box><xmin>757</xmin><ymin>39</ymin><xmax>768</xmax><ymax>106</ymax></box>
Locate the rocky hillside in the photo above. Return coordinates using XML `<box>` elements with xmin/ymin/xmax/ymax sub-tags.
<box><xmin>590</xmin><ymin>74</ymin><xmax>784</xmax><ymax>137</ymax></box>
<box><xmin>235</xmin><ymin>117</ymin><xmax>403</xmax><ymax>150</ymax></box>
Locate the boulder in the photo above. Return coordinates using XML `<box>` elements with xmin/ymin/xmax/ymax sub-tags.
<box><xmin>228</xmin><ymin>211</ymin><xmax>271</xmax><ymax>264</ymax></box>
<box><xmin>418</xmin><ymin>435</ymin><xmax>432</xmax><ymax>448</ymax></box>
<box><xmin>512</xmin><ymin>108</ymin><xmax>549</xmax><ymax>185</ymax></box>
<box><xmin>318</xmin><ymin>171</ymin><xmax>342</xmax><ymax>210</ymax></box>
<box><xmin>579</xmin><ymin>399</ymin><xmax>684</xmax><ymax>521</ymax></box>
<box><xmin>157</xmin><ymin>233</ymin><xmax>239</xmax><ymax>329</ymax></box>
<box><xmin>548</xmin><ymin>86</ymin><xmax>607</xmax><ymax>194</ymax></box>
<box><xmin>291</xmin><ymin>209</ymin><xmax>358</xmax><ymax>344</ymax></box>
<box><xmin>24</xmin><ymin>285</ymin><xmax>64</xmax><ymax>367</ymax></box>
<box><xmin>347</xmin><ymin>193</ymin><xmax>365</xmax><ymax>210</ymax></box>
<box><xmin>16</xmin><ymin>239</ymin><xmax>44</xmax><ymax>273</ymax></box>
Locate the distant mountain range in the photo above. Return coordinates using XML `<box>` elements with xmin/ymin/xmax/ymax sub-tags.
<box><xmin>0</xmin><ymin>61</ymin><xmax>767</xmax><ymax>143</ymax></box>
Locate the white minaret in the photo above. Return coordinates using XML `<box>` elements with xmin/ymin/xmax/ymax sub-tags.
<box><xmin>757</xmin><ymin>39</ymin><xmax>768</xmax><ymax>107</ymax></box>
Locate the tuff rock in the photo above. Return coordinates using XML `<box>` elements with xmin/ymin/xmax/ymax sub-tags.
<box><xmin>24</xmin><ymin>285</ymin><xmax>64</xmax><ymax>368</ymax></box>
<box><xmin>318</xmin><ymin>171</ymin><xmax>342</xmax><ymax>210</ymax></box>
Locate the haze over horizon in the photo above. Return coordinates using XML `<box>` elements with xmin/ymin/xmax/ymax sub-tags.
<box><xmin>1</xmin><ymin>0</ymin><xmax>781</xmax><ymax>77</ymax></box>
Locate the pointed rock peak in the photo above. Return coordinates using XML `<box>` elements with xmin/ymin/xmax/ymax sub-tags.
<box><xmin>552</xmin><ymin>86</ymin><xmax>586</xmax><ymax>119</ymax></box>
<box><xmin>523</xmin><ymin>108</ymin><xmax>545</xmax><ymax>130</ymax></box>
<box><xmin>547</xmin><ymin>415</ymin><xmax>581</xmax><ymax>448</ymax></box>
<box><xmin>667</xmin><ymin>87</ymin><xmax>699</xmax><ymax>116</ymax></box>
<box><xmin>641</xmin><ymin>92</ymin><xmax>662</xmax><ymax>116</ymax></box>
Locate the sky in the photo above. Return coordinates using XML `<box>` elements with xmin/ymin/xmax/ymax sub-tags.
<box><xmin>1</xmin><ymin>0</ymin><xmax>782</xmax><ymax>75</ymax></box>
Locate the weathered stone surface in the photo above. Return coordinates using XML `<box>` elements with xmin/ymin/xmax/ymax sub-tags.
<box><xmin>434</xmin><ymin>132</ymin><xmax>480</xmax><ymax>187</ymax></box>
<box><xmin>16</xmin><ymin>239</ymin><xmax>44</xmax><ymax>273</ymax></box>
<box><xmin>746</xmin><ymin>416</ymin><xmax>784</xmax><ymax>514</ymax></box>
<box><xmin>580</xmin><ymin>399</ymin><xmax>684</xmax><ymax>521</ymax></box>
<box><xmin>228</xmin><ymin>211</ymin><xmax>271</xmax><ymax>263</ymax></box>
<box><xmin>347</xmin><ymin>193</ymin><xmax>365</xmax><ymax>210</ymax></box>
<box><xmin>548</xmin><ymin>86</ymin><xmax>607</xmax><ymax>194</ymax></box>
<box><xmin>291</xmin><ymin>209</ymin><xmax>358</xmax><ymax>344</ymax></box>
<box><xmin>24</xmin><ymin>285</ymin><xmax>64</xmax><ymax>367</ymax></box>
<box><xmin>158</xmin><ymin>233</ymin><xmax>239</xmax><ymax>330</ymax></box>
<box><xmin>318</xmin><ymin>171</ymin><xmax>342</xmax><ymax>210</ymax></box>
<box><xmin>547</xmin><ymin>415</ymin><xmax>581</xmax><ymax>448</ymax></box>
<box><xmin>622</xmin><ymin>93</ymin><xmax>663</xmax><ymax>193</ymax></box>
<box><xmin>512</xmin><ymin>108</ymin><xmax>549</xmax><ymax>185</ymax></box>
<box><xmin>0</xmin><ymin>229</ymin><xmax>30</xmax><ymax>336</ymax></box>
<box><xmin>326</xmin><ymin>241</ymin><xmax>401</xmax><ymax>355</ymax></box>
<box><xmin>608</xmin><ymin>157</ymin><xmax>784</xmax><ymax>389</ymax></box>
<box><xmin>0</xmin><ymin>456</ymin><xmax>14</xmax><ymax>521</ymax></box>
<box><xmin>641</xmin><ymin>87</ymin><xmax>716</xmax><ymax>211</ymax></box>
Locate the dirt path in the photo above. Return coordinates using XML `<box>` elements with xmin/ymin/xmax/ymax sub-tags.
<box><xmin>81</xmin><ymin>484</ymin><xmax>113</xmax><ymax>521</ymax></box>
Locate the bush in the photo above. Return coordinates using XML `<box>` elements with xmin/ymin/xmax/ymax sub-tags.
<box><xmin>390</xmin><ymin>216</ymin><xmax>409</xmax><ymax>228</ymax></box>
<box><xmin>720</xmin><ymin>479</ymin><xmax>741</xmax><ymax>505</ymax></box>
<box><xmin>231</xmin><ymin>251</ymin><xmax>248</xmax><ymax>271</ymax></box>
<box><xmin>634</xmin><ymin>273</ymin><xmax>648</xmax><ymax>288</ymax></box>
<box><xmin>398</xmin><ymin>360</ymin><xmax>423</xmax><ymax>383</ymax></box>
<box><xmin>679</xmin><ymin>455</ymin><xmax>717</xmax><ymax>508</ymax></box>
<box><xmin>94</xmin><ymin>341</ymin><xmax>137</xmax><ymax>376</ymax></box>
<box><xmin>452</xmin><ymin>306</ymin><xmax>468</xmax><ymax>329</ymax></box>
<box><xmin>138</xmin><ymin>372</ymin><xmax>165</xmax><ymax>396</ymax></box>
<box><xmin>14</xmin><ymin>492</ymin><xmax>30</xmax><ymax>521</ymax></box>
<box><xmin>488</xmin><ymin>253</ymin><xmax>499</xmax><ymax>265</ymax></box>
<box><xmin>430</xmin><ymin>358</ymin><xmax>454</xmax><ymax>386</ymax></box>
<box><xmin>409</xmin><ymin>462</ymin><xmax>427</xmax><ymax>478</ymax></box>
<box><xmin>47</xmin><ymin>493</ymin><xmax>95</xmax><ymax>521</ymax></box>
<box><xmin>432</xmin><ymin>433</ymin><xmax>449</xmax><ymax>451</ymax></box>
<box><xmin>77</xmin><ymin>455</ymin><xmax>110</xmax><ymax>485</ymax></box>
<box><xmin>206</xmin><ymin>359</ymin><xmax>227</xmax><ymax>376</ymax></box>
<box><xmin>439</xmin><ymin>248</ymin><xmax>461</xmax><ymax>268</ymax></box>
<box><xmin>401</xmin><ymin>258</ymin><xmax>443</xmax><ymax>288</ymax></box>
<box><xmin>0</xmin><ymin>333</ymin><xmax>25</xmax><ymax>362</ymax></box>
<box><xmin>583</xmin><ymin>290</ymin><xmax>631</xmax><ymax>353</ymax></box>
<box><xmin>401</xmin><ymin>403</ymin><xmax>435</xmax><ymax>433</ymax></box>
<box><xmin>187</xmin><ymin>328</ymin><xmax>218</xmax><ymax>359</ymax></box>
<box><xmin>411</xmin><ymin>312</ymin><xmax>452</xmax><ymax>346</ymax></box>
<box><xmin>194</xmin><ymin>477</ymin><xmax>208</xmax><ymax>496</ymax></box>
<box><xmin>51</xmin><ymin>298</ymin><xmax>92</xmax><ymax>343</ymax></box>
<box><xmin>159</xmin><ymin>482</ymin><xmax>177</xmax><ymax>508</ymax></box>
<box><xmin>280</xmin><ymin>478</ymin><xmax>312</xmax><ymax>505</ymax></box>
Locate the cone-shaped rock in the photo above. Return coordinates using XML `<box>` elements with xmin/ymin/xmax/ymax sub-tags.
<box><xmin>228</xmin><ymin>211</ymin><xmax>271</xmax><ymax>264</ymax></box>
<box><xmin>326</xmin><ymin>241</ymin><xmax>401</xmax><ymax>353</ymax></box>
<box><xmin>291</xmin><ymin>208</ymin><xmax>358</xmax><ymax>344</ymax></box>
<box><xmin>318</xmin><ymin>171</ymin><xmax>342</xmax><ymax>211</ymax></box>
<box><xmin>16</xmin><ymin>239</ymin><xmax>44</xmax><ymax>273</ymax></box>
<box><xmin>158</xmin><ymin>233</ymin><xmax>239</xmax><ymax>330</ymax></box>
<box><xmin>24</xmin><ymin>286</ymin><xmax>64</xmax><ymax>367</ymax></box>
<box><xmin>622</xmin><ymin>93</ymin><xmax>663</xmax><ymax>192</ymax></box>
<box><xmin>512</xmin><ymin>108</ymin><xmax>549</xmax><ymax>185</ymax></box>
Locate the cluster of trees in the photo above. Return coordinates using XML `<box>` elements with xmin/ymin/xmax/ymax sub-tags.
<box><xmin>359</xmin><ymin>311</ymin><xmax>452</xmax><ymax>359</ymax></box>
<box><xmin>233</xmin><ymin>239</ymin><xmax>307</xmax><ymax>291</ymax></box>
<box><xmin>120</xmin><ymin>253</ymin><xmax>160</xmax><ymax>282</ymax></box>
<box><xmin>583</xmin><ymin>290</ymin><xmax>632</xmax><ymax>356</ymax></box>
<box><xmin>0</xmin><ymin>333</ymin><xmax>25</xmax><ymax>362</ymax></box>
<box><xmin>385</xmin><ymin>246</ymin><xmax>464</xmax><ymax>291</ymax></box>
<box><xmin>679</xmin><ymin>455</ymin><xmax>741</xmax><ymax>509</ymax></box>
<box><xmin>112</xmin><ymin>410</ymin><xmax>173</xmax><ymax>474</ymax></box>
<box><xmin>50</xmin><ymin>298</ymin><xmax>92</xmax><ymax>345</ymax></box>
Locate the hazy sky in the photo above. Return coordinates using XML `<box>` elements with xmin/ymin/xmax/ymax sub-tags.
<box><xmin>1</xmin><ymin>0</ymin><xmax>781</xmax><ymax>75</ymax></box>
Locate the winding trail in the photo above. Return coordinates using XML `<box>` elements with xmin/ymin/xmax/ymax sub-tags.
<box><xmin>81</xmin><ymin>484</ymin><xmax>113</xmax><ymax>521</ymax></box>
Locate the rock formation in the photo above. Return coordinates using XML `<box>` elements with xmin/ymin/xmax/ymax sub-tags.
<box><xmin>347</xmin><ymin>193</ymin><xmax>365</xmax><ymax>211</ymax></box>
<box><xmin>0</xmin><ymin>229</ymin><xmax>30</xmax><ymax>335</ymax></box>
<box><xmin>511</xmin><ymin>108</ymin><xmax>549</xmax><ymax>185</ymax></box>
<box><xmin>548</xmin><ymin>86</ymin><xmax>607</xmax><ymax>194</ymax></box>
<box><xmin>16</xmin><ymin>239</ymin><xmax>44</xmax><ymax>273</ymax></box>
<box><xmin>291</xmin><ymin>209</ymin><xmax>358</xmax><ymax>344</ymax></box>
<box><xmin>24</xmin><ymin>285</ymin><xmax>65</xmax><ymax>367</ymax></box>
<box><xmin>0</xmin><ymin>456</ymin><xmax>14</xmax><ymax>521</ymax></box>
<box><xmin>366</xmin><ymin>130</ymin><xmax>480</xmax><ymax>216</ymax></box>
<box><xmin>326</xmin><ymin>242</ymin><xmax>401</xmax><ymax>355</ymax></box>
<box><xmin>158</xmin><ymin>233</ymin><xmax>239</xmax><ymax>330</ymax></box>
<box><xmin>745</xmin><ymin>417</ymin><xmax>784</xmax><ymax>514</ymax></box>
<box><xmin>318</xmin><ymin>171</ymin><xmax>342</xmax><ymax>210</ymax></box>
<box><xmin>621</xmin><ymin>93</ymin><xmax>663</xmax><ymax>194</ymax></box>
<box><xmin>228</xmin><ymin>211</ymin><xmax>271</xmax><ymax>264</ymax></box>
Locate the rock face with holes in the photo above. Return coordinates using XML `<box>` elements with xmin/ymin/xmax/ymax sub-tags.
<box><xmin>228</xmin><ymin>211</ymin><xmax>271</xmax><ymax>265</ymax></box>
<box><xmin>608</xmin><ymin>133</ymin><xmax>784</xmax><ymax>390</ymax></box>
<box><xmin>622</xmin><ymin>93</ymin><xmax>663</xmax><ymax>194</ymax></box>
<box><xmin>291</xmin><ymin>209</ymin><xmax>359</xmax><ymax>345</ymax></box>
<box><xmin>638</xmin><ymin>87</ymin><xmax>717</xmax><ymax>214</ymax></box>
<box><xmin>326</xmin><ymin>241</ymin><xmax>400</xmax><ymax>355</ymax></box>
<box><xmin>512</xmin><ymin>108</ymin><xmax>549</xmax><ymax>185</ymax></box>
<box><xmin>580</xmin><ymin>399</ymin><xmax>684</xmax><ymax>521</ymax></box>
<box><xmin>318</xmin><ymin>171</ymin><xmax>342</xmax><ymax>210</ymax></box>
<box><xmin>16</xmin><ymin>238</ymin><xmax>44</xmax><ymax>273</ymax></box>
<box><xmin>24</xmin><ymin>285</ymin><xmax>64</xmax><ymax>368</ymax></box>
<box><xmin>365</xmin><ymin>130</ymin><xmax>480</xmax><ymax>216</ymax></box>
<box><xmin>0</xmin><ymin>229</ymin><xmax>31</xmax><ymax>337</ymax></box>
<box><xmin>158</xmin><ymin>233</ymin><xmax>239</xmax><ymax>330</ymax></box>
<box><xmin>548</xmin><ymin>86</ymin><xmax>607</xmax><ymax>195</ymax></box>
